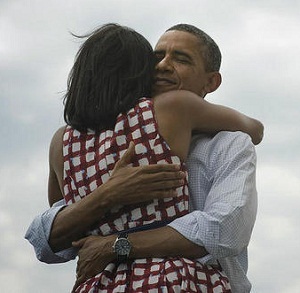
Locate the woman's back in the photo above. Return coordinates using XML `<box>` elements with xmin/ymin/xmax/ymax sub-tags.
<box><xmin>65</xmin><ymin>97</ymin><xmax>232</xmax><ymax>293</ymax></box>
<box><xmin>63</xmin><ymin>97</ymin><xmax>189</xmax><ymax>236</ymax></box>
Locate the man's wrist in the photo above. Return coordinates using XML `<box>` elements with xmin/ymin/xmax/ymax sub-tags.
<box><xmin>124</xmin><ymin>226</ymin><xmax>208</xmax><ymax>260</ymax></box>
<box><xmin>112</xmin><ymin>232</ymin><xmax>132</xmax><ymax>262</ymax></box>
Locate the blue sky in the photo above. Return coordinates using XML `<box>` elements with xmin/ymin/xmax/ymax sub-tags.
<box><xmin>1</xmin><ymin>1</ymin><xmax>300</xmax><ymax>292</ymax></box>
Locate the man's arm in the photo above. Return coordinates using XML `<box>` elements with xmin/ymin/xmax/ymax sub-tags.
<box><xmin>25</xmin><ymin>199</ymin><xmax>78</xmax><ymax>263</ymax></box>
<box><xmin>74</xmin><ymin>132</ymin><xmax>257</xmax><ymax>284</ymax></box>
<box><xmin>128</xmin><ymin>133</ymin><xmax>257</xmax><ymax>262</ymax></box>
<box><xmin>73</xmin><ymin>225</ymin><xmax>208</xmax><ymax>288</ymax></box>
<box><xmin>171</xmin><ymin>132</ymin><xmax>258</xmax><ymax>259</ymax></box>
<box><xmin>25</xmin><ymin>143</ymin><xmax>186</xmax><ymax>262</ymax></box>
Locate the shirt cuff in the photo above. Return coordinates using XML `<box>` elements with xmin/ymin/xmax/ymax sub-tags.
<box><xmin>25</xmin><ymin>203</ymin><xmax>78</xmax><ymax>263</ymax></box>
<box><xmin>168</xmin><ymin>211</ymin><xmax>220</xmax><ymax>264</ymax></box>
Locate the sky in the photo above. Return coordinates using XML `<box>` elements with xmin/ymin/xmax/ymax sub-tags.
<box><xmin>1</xmin><ymin>0</ymin><xmax>300</xmax><ymax>292</ymax></box>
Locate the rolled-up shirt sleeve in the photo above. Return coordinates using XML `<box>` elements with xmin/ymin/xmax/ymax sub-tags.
<box><xmin>25</xmin><ymin>199</ymin><xmax>78</xmax><ymax>263</ymax></box>
<box><xmin>168</xmin><ymin>132</ymin><xmax>258</xmax><ymax>263</ymax></box>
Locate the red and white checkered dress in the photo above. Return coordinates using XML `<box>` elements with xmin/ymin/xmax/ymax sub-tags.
<box><xmin>63</xmin><ymin>98</ymin><xmax>231</xmax><ymax>292</ymax></box>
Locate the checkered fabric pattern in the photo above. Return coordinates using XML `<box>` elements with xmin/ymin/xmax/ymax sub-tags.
<box><xmin>76</xmin><ymin>258</ymin><xmax>231</xmax><ymax>293</ymax></box>
<box><xmin>63</xmin><ymin>98</ymin><xmax>189</xmax><ymax>235</ymax></box>
<box><xmin>63</xmin><ymin>98</ymin><xmax>231</xmax><ymax>292</ymax></box>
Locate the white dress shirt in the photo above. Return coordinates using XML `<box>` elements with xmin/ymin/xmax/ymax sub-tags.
<box><xmin>25</xmin><ymin>131</ymin><xmax>258</xmax><ymax>293</ymax></box>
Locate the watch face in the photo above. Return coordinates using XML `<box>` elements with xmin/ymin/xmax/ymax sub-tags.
<box><xmin>115</xmin><ymin>238</ymin><xmax>131</xmax><ymax>255</ymax></box>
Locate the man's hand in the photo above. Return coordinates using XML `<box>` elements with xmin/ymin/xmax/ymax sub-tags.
<box><xmin>105</xmin><ymin>141</ymin><xmax>186</xmax><ymax>206</ymax></box>
<box><xmin>72</xmin><ymin>235</ymin><xmax>115</xmax><ymax>291</ymax></box>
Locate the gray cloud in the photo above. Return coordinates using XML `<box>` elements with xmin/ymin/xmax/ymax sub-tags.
<box><xmin>1</xmin><ymin>1</ymin><xmax>299</xmax><ymax>292</ymax></box>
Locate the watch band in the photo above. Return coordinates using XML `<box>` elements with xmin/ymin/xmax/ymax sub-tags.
<box><xmin>117</xmin><ymin>232</ymin><xmax>128</xmax><ymax>262</ymax></box>
<box><xmin>118</xmin><ymin>232</ymin><xmax>128</xmax><ymax>239</ymax></box>
<box><xmin>117</xmin><ymin>253</ymin><xmax>128</xmax><ymax>263</ymax></box>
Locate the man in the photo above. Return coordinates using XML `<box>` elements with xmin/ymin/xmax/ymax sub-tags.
<box><xmin>26</xmin><ymin>24</ymin><xmax>259</xmax><ymax>292</ymax></box>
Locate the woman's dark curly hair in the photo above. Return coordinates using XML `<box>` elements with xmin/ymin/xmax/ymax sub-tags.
<box><xmin>63</xmin><ymin>23</ymin><xmax>155</xmax><ymax>132</ymax></box>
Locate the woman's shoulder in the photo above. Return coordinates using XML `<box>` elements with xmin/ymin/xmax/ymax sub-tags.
<box><xmin>154</xmin><ymin>90</ymin><xmax>199</xmax><ymax>110</ymax></box>
<box><xmin>51</xmin><ymin>126</ymin><xmax>67</xmax><ymax>145</ymax></box>
<box><xmin>154</xmin><ymin>89</ymin><xmax>197</xmax><ymax>101</ymax></box>
<box><xmin>153</xmin><ymin>90</ymin><xmax>201</xmax><ymax>120</ymax></box>
<box><xmin>49</xmin><ymin>126</ymin><xmax>67</xmax><ymax>160</ymax></box>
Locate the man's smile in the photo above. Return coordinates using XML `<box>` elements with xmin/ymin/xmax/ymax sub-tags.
<box><xmin>154</xmin><ymin>76</ymin><xmax>177</xmax><ymax>86</ymax></box>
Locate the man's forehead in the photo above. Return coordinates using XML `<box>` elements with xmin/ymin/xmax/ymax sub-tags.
<box><xmin>154</xmin><ymin>30</ymin><xmax>201</xmax><ymax>54</ymax></box>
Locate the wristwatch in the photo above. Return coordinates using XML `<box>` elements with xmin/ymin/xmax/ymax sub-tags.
<box><xmin>112</xmin><ymin>232</ymin><xmax>132</xmax><ymax>262</ymax></box>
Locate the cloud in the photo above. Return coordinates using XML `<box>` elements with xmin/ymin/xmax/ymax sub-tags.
<box><xmin>1</xmin><ymin>1</ymin><xmax>299</xmax><ymax>292</ymax></box>
<box><xmin>248</xmin><ymin>163</ymin><xmax>300</xmax><ymax>292</ymax></box>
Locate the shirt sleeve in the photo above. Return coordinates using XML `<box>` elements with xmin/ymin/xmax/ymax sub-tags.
<box><xmin>25</xmin><ymin>199</ymin><xmax>78</xmax><ymax>263</ymax></box>
<box><xmin>168</xmin><ymin>132</ymin><xmax>258</xmax><ymax>261</ymax></box>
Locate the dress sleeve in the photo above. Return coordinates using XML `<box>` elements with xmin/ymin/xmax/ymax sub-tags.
<box><xmin>168</xmin><ymin>132</ymin><xmax>258</xmax><ymax>261</ymax></box>
<box><xmin>25</xmin><ymin>199</ymin><xmax>78</xmax><ymax>263</ymax></box>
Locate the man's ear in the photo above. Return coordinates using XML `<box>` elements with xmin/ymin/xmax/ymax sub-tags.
<box><xmin>204</xmin><ymin>72</ymin><xmax>222</xmax><ymax>94</ymax></box>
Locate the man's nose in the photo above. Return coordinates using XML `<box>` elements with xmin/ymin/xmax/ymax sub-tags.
<box><xmin>155</xmin><ymin>56</ymin><xmax>173</xmax><ymax>72</ymax></box>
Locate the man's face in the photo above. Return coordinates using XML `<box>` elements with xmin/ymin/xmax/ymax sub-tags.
<box><xmin>153</xmin><ymin>30</ymin><xmax>210</xmax><ymax>97</ymax></box>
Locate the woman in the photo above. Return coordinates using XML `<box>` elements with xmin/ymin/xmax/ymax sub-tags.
<box><xmin>48</xmin><ymin>23</ymin><xmax>263</xmax><ymax>292</ymax></box>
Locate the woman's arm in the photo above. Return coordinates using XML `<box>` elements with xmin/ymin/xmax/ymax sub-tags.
<box><xmin>48</xmin><ymin>127</ymin><xmax>65</xmax><ymax>206</ymax></box>
<box><xmin>154</xmin><ymin>90</ymin><xmax>264</xmax><ymax>153</ymax></box>
<box><xmin>186</xmin><ymin>93</ymin><xmax>264</xmax><ymax>145</ymax></box>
